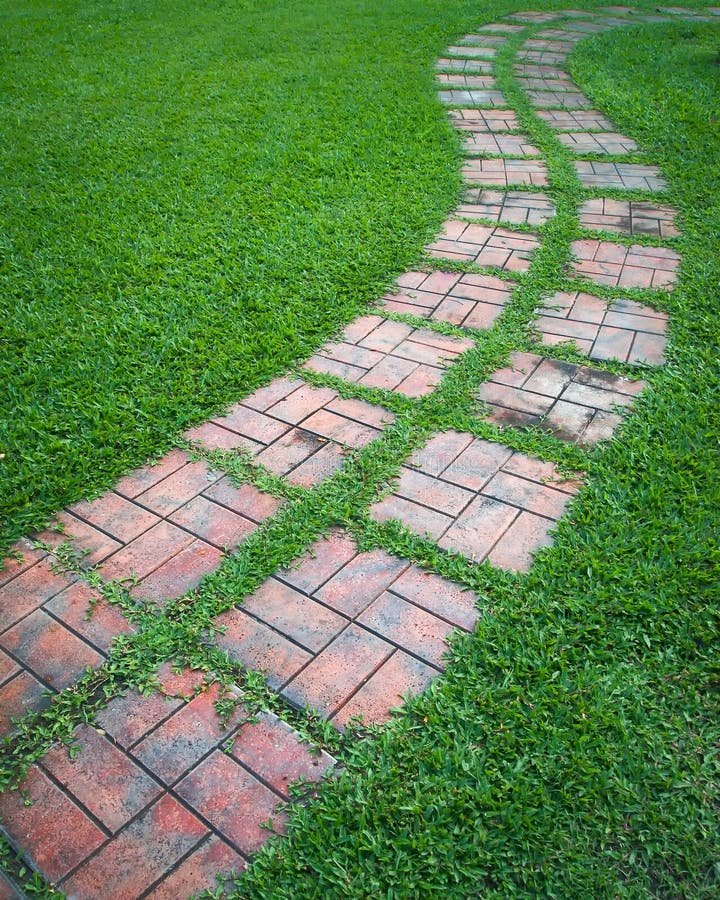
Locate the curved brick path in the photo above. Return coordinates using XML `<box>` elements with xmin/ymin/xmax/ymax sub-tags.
<box><xmin>1</xmin><ymin>5</ymin><xmax>710</xmax><ymax>897</ymax></box>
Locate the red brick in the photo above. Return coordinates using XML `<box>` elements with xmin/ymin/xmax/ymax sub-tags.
<box><xmin>0</xmin><ymin>647</ymin><xmax>19</xmax><ymax>685</ymax></box>
<box><xmin>314</xmin><ymin>548</ymin><xmax>410</xmax><ymax>617</ymax></box>
<box><xmin>390</xmin><ymin>565</ymin><xmax>479</xmax><ymax>631</ymax></box>
<box><xmin>360</xmin><ymin>319</ymin><xmax>413</xmax><ymax>352</ymax></box>
<box><xmin>441</xmin><ymin>438</ymin><xmax>513</xmax><ymax>491</ymax></box>
<box><xmin>100</xmin><ymin>521</ymin><xmax>196</xmax><ymax>582</ymax></box>
<box><xmin>277</xmin><ymin>530</ymin><xmax>358</xmax><ymax>594</ymax></box>
<box><xmin>95</xmin><ymin>690</ymin><xmax>185</xmax><ymax>750</ymax></box>
<box><xmin>542</xmin><ymin>399</ymin><xmax>595</xmax><ymax>443</ymax></box>
<box><xmin>213</xmin><ymin>608</ymin><xmax>312</xmax><ymax>689</ymax></box>
<box><xmin>395</xmin><ymin>364</ymin><xmax>445</xmax><ymax>397</ymax></box>
<box><xmin>490</xmin><ymin>351</ymin><xmax>541</xmax><ymax>386</ymax></box>
<box><xmin>359</xmin><ymin>592</ymin><xmax>454</xmax><ymax>668</ymax></box>
<box><xmin>242</xmin><ymin>376</ymin><xmax>303</xmax><ymax>411</ymax></box>
<box><xmin>255</xmin><ymin>428</ymin><xmax>327</xmax><ymax>475</ymax></box>
<box><xmin>439</xmin><ymin>495</ymin><xmax>518</xmax><ymax>562</ymax></box>
<box><xmin>478</xmin><ymin>381</ymin><xmax>553</xmax><ymax>417</ymax></box>
<box><xmin>395</xmin><ymin>467</ymin><xmax>474</xmax><ymax>516</ymax></box>
<box><xmin>282</xmin><ymin>625</ymin><xmax>393</xmax><ymax>717</ymax></box>
<box><xmin>243</xmin><ymin>578</ymin><xmax>346</xmax><ymax>653</ymax></box>
<box><xmin>136</xmin><ymin>461</ymin><xmax>224</xmax><ymax>517</ymax></box>
<box><xmin>581</xmin><ymin>410</ymin><xmax>624</xmax><ymax>444</ymax></box>
<box><xmin>169</xmin><ymin>496</ymin><xmax>257</xmax><ymax>549</ymax></box>
<box><xmin>524</xmin><ymin>358</ymin><xmax>576</xmax><ymax>396</ymax></box>
<box><xmin>284</xmin><ymin>441</ymin><xmax>348</xmax><ymax>487</ymax></box>
<box><xmin>145</xmin><ymin>835</ymin><xmax>245</xmax><ymax>900</ymax></box>
<box><xmin>115</xmin><ymin>449</ymin><xmax>190</xmax><ymax>499</ymax></box>
<box><xmin>230</xmin><ymin>711</ymin><xmax>335</xmax><ymax>799</ymax></box>
<box><xmin>0</xmin><ymin>671</ymin><xmax>50</xmax><ymax>737</ymax></box>
<box><xmin>131</xmin><ymin>539</ymin><xmax>223</xmax><ymax>603</ymax></box>
<box><xmin>562</xmin><ymin>381</ymin><xmax>633</xmax><ymax>413</ymax></box>
<box><xmin>0</xmin><ymin>765</ymin><xmax>105</xmax><ymax>882</ymax></box>
<box><xmin>357</xmin><ymin>354</ymin><xmax>418</xmax><ymax>391</ymax></box>
<box><xmin>304</xmin><ymin>353</ymin><xmax>365</xmax><ymax>382</ymax></box>
<box><xmin>591</xmin><ymin>326</ymin><xmax>634</xmax><ymax>362</ymax></box>
<box><xmin>265</xmin><ymin>383</ymin><xmax>337</xmax><ymax>424</ymax></box>
<box><xmin>301</xmin><ymin>409</ymin><xmax>379</xmax><ymax>448</ymax></box>
<box><xmin>630</xmin><ymin>331</ymin><xmax>666</xmax><ymax>366</ymax></box>
<box><xmin>68</xmin><ymin>492</ymin><xmax>160</xmax><ymax>543</ymax></box>
<box><xmin>326</xmin><ymin>396</ymin><xmax>395</xmax><ymax>430</ymax></box>
<box><xmin>43</xmin><ymin>724</ymin><xmax>162</xmax><ymax>832</ymax></box>
<box><xmin>0</xmin><ymin>540</ymin><xmax>47</xmax><ymax>588</ymax></box>
<box><xmin>408</xmin><ymin>430</ymin><xmax>474</xmax><ymax>475</ymax></box>
<box><xmin>487</xmin><ymin>511</ymin><xmax>557</xmax><ymax>571</ymax></box>
<box><xmin>61</xmin><ymin>793</ymin><xmax>208</xmax><ymax>900</ymax></box>
<box><xmin>132</xmin><ymin>683</ymin><xmax>246</xmax><ymax>784</ymax></box>
<box><xmin>370</xmin><ymin>495</ymin><xmax>452</xmax><ymax>542</ymax></box>
<box><xmin>0</xmin><ymin>560</ymin><xmax>76</xmax><ymax>630</ymax></box>
<box><xmin>203</xmin><ymin>478</ymin><xmax>284</xmax><ymax>523</ymax></box>
<box><xmin>176</xmin><ymin>751</ymin><xmax>286</xmax><ymax>854</ymax></box>
<box><xmin>33</xmin><ymin>511</ymin><xmax>122</xmax><ymax>567</ymax></box>
<box><xmin>45</xmin><ymin>581</ymin><xmax>134</xmax><ymax>654</ymax></box>
<box><xmin>212</xmin><ymin>404</ymin><xmax>289</xmax><ymax>444</ymax></box>
<box><xmin>1</xmin><ymin>610</ymin><xmax>103</xmax><ymax>690</ymax></box>
<box><xmin>482</xmin><ymin>471</ymin><xmax>572</xmax><ymax>520</ymax></box>
<box><xmin>184</xmin><ymin>421</ymin><xmax>263</xmax><ymax>453</ymax></box>
<box><xmin>503</xmin><ymin>454</ymin><xmax>581</xmax><ymax>494</ymax></box>
<box><xmin>333</xmin><ymin>650</ymin><xmax>437</xmax><ymax>728</ymax></box>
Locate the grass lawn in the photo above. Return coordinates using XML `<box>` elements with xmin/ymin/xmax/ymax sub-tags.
<box><xmin>1</xmin><ymin>0</ymin><xmax>719</xmax><ymax>896</ymax></box>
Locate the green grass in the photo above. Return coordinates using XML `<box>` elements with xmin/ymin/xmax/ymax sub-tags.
<box><xmin>1</xmin><ymin>1</ymin><xmax>720</xmax><ymax>897</ymax></box>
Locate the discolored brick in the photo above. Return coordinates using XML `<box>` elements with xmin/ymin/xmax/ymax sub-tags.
<box><xmin>0</xmin><ymin>671</ymin><xmax>50</xmax><ymax>737</ymax></box>
<box><xmin>45</xmin><ymin>580</ymin><xmax>134</xmax><ymax>654</ymax></box>
<box><xmin>0</xmin><ymin>559</ymin><xmax>76</xmax><ymax>631</ymax></box>
<box><xmin>144</xmin><ymin>836</ymin><xmax>245</xmax><ymax>900</ymax></box>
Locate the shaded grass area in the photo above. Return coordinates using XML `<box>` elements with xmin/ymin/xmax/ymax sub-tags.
<box><xmin>227</xmin><ymin>16</ymin><xmax>720</xmax><ymax>899</ymax></box>
<box><xmin>0</xmin><ymin>0</ymin><xmax>489</xmax><ymax>546</ymax></box>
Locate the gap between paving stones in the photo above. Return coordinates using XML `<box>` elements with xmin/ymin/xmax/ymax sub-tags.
<box><xmin>0</xmin><ymin>6</ymin><xmax>688</xmax><ymax>896</ymax></box>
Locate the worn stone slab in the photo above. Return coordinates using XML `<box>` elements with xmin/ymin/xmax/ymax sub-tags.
<box><xmin>579</xmin><ymin>198</ymin><xmax>679</xmax><ymax>238</ymax></box>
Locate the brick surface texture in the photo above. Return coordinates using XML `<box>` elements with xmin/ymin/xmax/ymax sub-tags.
<box><xmin>427</xmin><ymin>221</ymin><xmax>540</xmax><ymax>270</ymax></box>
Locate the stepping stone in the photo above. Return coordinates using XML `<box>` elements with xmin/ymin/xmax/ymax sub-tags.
<box><xmin>457</xmin><ymin>189</ymin><xmax>556</xmax><ymax>226</ymax></box>
<box><xmin>213</xmin><ymin>530</ymin><xmax>479</xmax><ymax>725</ymax></box>
<box><xmin>514</xmin><ymin>63</ymin><xmax>574</xmax><ymax>78</ymax></box>
<box><xmin>436</xmin><ymin>74</ymin><xmax>498</xmax><ymax>89</ymax></box>
<box><xmin>477</xmin><ymin>351</ymin><xmax>646</xmax><ymax>444</ymax></box>
<box><xmin>515</xmin><ymin>49</ymin><xmax>569</xmax><ymax>65</ymax></box>
<box><xmin>534</xmin><ymin>290</ymin><xmax>669</xmax><ymax>365</ymax></box>
<box><xmin>508</xmin><ymin>11</ymin><xmax>561</xmax><ymax>22</ymax></box>
<box><xmin>537</xmin><ymin>109</ymin><xmax>614</xmax><ymax>130</ymax></box>
<box><xmin>477</xmin><ymin>22</ymin><xmax>526</xmax><ymax>32</ymax></box>
<box><xmin>571</xmin><ymin>239</ymin><xmax>680</xmax><ymax>289</ymax></box>
<box><xmin>523</xmin><ymin>38</ymin><xmax>577</xmax><ymax>51</ymax></box>
<box><xmin>446</xmin><ymin>45</ymin><xmax>497</xmax><ymax>58</ymax></box>
<box><xmin>558</xmin><ymin>131</ymin><xmax>638</xmax><ymax>153</ymax></box>
<box><xmin>371</xmin><ymin>432</ymin><xmax>581</xmax><ymax>571</ymax></box>
<box><xmin>536</xmin><ymin>28</ymin><xmax>590</xmax><ymax>40</ymax></box>
<box><xmin>574</xmin><ymin>161</ymin><xmax>667</xmax><ymax>191</ymax></box>
<box><xmin>458</xmin><ymin>34</ymin><xmax>508</xmax><ymax>46</ymax></box>
<box><xmin>578</xmin><ymin>198</ymin><xmax>679</xmax><ymax>237</ymax></box>
<box><xmin>448</xmin><ymin>108</ymin><xmax>520</xmax><ymax>131</ymax></box>
<box><xmin>438</xmin><ymin>89</ymin><xmax>507</xmax><ymax>107</ymax></box>
<box><xmin>526</xmin><ymin>90</ymin><xmax>592</xmax><ymax>109</ymax></box>
<box><xmin>462</xmin><ymin>132</ymin><xmax>541</xmax><ymax>156</ymax></box>
<box><xmin>304</xmin><ymin>315</ymin><xmax>473</xmax><ymax>397</ymax></box>
<box><xmin>462</xmin><ymin>158</ymin><xmax>548</xmax><ymax>187</ymax></box>
<box><xmin>436</xmin><ymin>57</ymin><xmax>493</xmax><ymax>73</ymax></box>
<box><xmin>0</xmin><ymin>663</ymin><xmax>334</xmax><ymax>896</ymax></box>
<box><xmin>382</xmin><ymin>270</ymin><xmax>515</xmax><ymax>329</ymax></box>
<box><xmin>426</xmin><ymin>221</ymin><xmax>540</xmax><ymax>271</ymax></box>
<box><xmin>516</xmin><ymin>75</ymin><xmax>579</xmax><ymax>91</ymax></box>
<box><xmin>568</xmin><ymin>20</ymin><xmax>618</xmax><ymax>32</ymax></box>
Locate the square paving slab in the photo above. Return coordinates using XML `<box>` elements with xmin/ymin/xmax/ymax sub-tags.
<box><xmin>534</xmin><ymin>291</ymin><xmax>668</xmax><ymax>365</ymax></box>
<box><xmin>477</xmin><ymin>350</ymin><xmax>646</xmax><ymax>444</ymax></box>
<box><xmin>381</xmin><ymin>269</ymin><xmax>515</xmax><ymax>329</ymax></box>
<box><xmin>571</xmin><ymin>239</ymin><xmax>680</xmax><ymax>289</ymax></box>
<box><xmin>371</xmin><ymin>432</ymin><xmax>581</xmax><ymax>570</ymax></box>
<box><xmin>211</xmin><ymin>530</ymin><xmax>479</xmax><ymax>726</ymax></box>
<box><xmin>427</xmin><ymin>221</ymin><xmax>540</xmax><ymax>271</ymax></box>
<box><xmin>304</xmin><ymin>315</ymin><xmax>473</xmax><ymax>397</ymax></box>
<box><xmin>578</xmin><ymin>198</ymin><xmax>679</xmax><ymax>237</ymax></box>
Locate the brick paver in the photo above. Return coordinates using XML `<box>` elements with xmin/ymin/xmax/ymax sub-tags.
<box><xmin>458</xmin><ymin>33</ymin><xmax>508</xmax><ymax>46</ymax></box>
<box><xmin>304</xmin><ymin>315</ymin><xmax>473</xmax><ymax>397</ymax></box>
<box><xmin>515</xmin><ymin>49</ymin><xmax>569</xmax><ymax>65</ymax></box>
<box><xmin>574</xmin><ymin>161</ymin><xmax>667</xmax><ymax>191</ymax></box>
<box><xmin>446</xmin><ymin>45</ymin><xmax>497</xmax><ymax>58</ymax></box>
<box><xmin>462</xmin><ymin>133</ymin><xmax>541</xmax><ymax>156</ymax></box>
<box><xmin>516</xmin><ymin>74</ymin><xmax>578</xmax><ymax>91</ymax></box>
<box><xmin>212</xmin><ymin>530</ymin><xmax>479</xmax><ymax>725</ymax></box>
<box><xmin>462</xmin><ymin>158</ymin><xmax>548</xmax><ymax>187</ymax></box>
<box><xmin>448</xmin><ymin>108</ymin><xmax>520</xmax><ymax>131</ymax></box>
<box><xmin>371</xmin><ymin>432</ymin><xmax>580</xmax><ymax>570</ymax></box>
<box><xmin>436</xmin><ymin>57</ymin><xmax>494</xmax><ymax>73</ymax></box>
<box><xmin>435</xmin><ymin>74</ymin><xmax>498</xmax><ymax>89</ymax></box>
<box><xmin>578</xmin><ymin>198</ymin><xmax>679</xmax><ymax>237</ymax></box>
<box><xmin>526</xmin><ymin>90</ymin><xmax>592</xmax><ymax>109</ymax></box>
<box><xmin>438</xmin><ymin>90</ymin><xmax>507</xmax><ymax>107</ymax></box>
<box><xmin>571</xmin><ymin>239</ymin><xmax>681</xmax><ymax>289</ymax></box>
<box><xmin>537</xmin><ymin>109</ymin><xmax>614</xmax><ymax>129</ymax></box>
<box><xmin>558</xmin><ymin>131</ymin><xmax>638</xmax><ymax>153</ymax></box>
<box><xmin>534</xmin><ymin>291</ymin><xmax>669</xmax><ymax>365</ymax></box>
<box><xmin>0</xmin><ymin>665</ymin><xmax>334</xmax><ymax>897</ymax></box>
<box><xmin>381</xmin><ymin>269</ymin><xmax>515</xmax><ymax>329</ymax></box>
<box><xmin>477</xmin><ymin>350</ymin><xmax>646</xmax><ymax>443</ymax></box>
<box><xmin>427</xmin><ymin>221</ymin><xmax>540</xmax><ymax>271</ymax></box>
<box><xmin>456</xmin><ymin>189</ymin><xmax>556</xmax><ymax>226</ymax></box>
